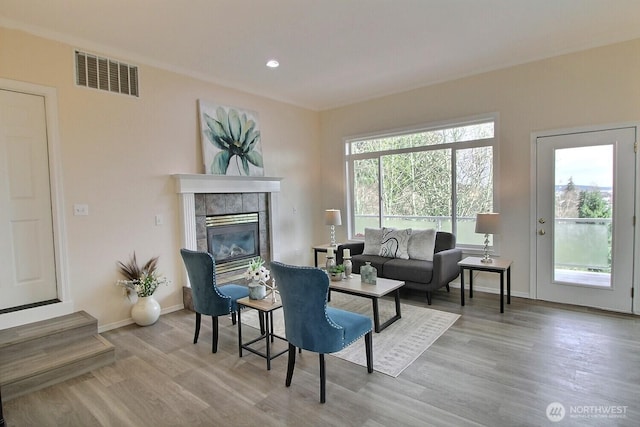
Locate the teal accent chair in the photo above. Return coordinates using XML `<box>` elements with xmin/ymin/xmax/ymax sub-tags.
<box><xmin>180</xmin><ymin>249</ymin><xmax>249</xmax><ymax>353</ymax></box>
<box><xmin>270</xmin><ymin>261</ymin><xmax>373</xmax><ymax>403</ymax></box>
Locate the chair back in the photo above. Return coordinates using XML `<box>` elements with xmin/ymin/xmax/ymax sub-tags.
<box><xmin>180</xmin><ymin>249</ymin><xmax>233</xmax><ymax>316</ymax></box>
<box><xmin>270</xmin><ymin>261</ymin><xmax>343</xmax><ymax>353</ymax></box>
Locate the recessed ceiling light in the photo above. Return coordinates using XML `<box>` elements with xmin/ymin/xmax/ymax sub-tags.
<box><xmin>266</xmin><ymin>59</ymin><xmax>280</xmax><ymax>68</ymax></box>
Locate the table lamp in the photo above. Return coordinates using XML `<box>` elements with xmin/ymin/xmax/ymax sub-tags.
<box><xmin>475</xmin><ymin>212</ymin><xmax>500</xmax><ymax>263</ymax></box>
<box><xmin>324</xmin><ymin>209</ymin><xmax>342</xmax><ymax>247</ymax></box>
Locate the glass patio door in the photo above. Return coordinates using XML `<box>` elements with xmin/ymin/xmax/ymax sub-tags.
<box><xmin>535</xmin><ymin>127</ymin><xmax>636</xmax><ymax>313</ymax></box>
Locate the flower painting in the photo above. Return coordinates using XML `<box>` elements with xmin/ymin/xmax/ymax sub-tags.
<box><xmin>199</xmin><ymin>101</ymin><xmax>264</xmax><ymax>176</ymax></box>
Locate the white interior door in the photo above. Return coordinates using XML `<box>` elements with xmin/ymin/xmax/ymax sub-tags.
<box><xmin>536</xmin><ymin>127</ymin><xmax>636</xmax><ymax>313</ymax></box>
<box><xmin>0</xmin><ymin>89</ymin><xmax>58</xmax><ymax>310</ymax></box>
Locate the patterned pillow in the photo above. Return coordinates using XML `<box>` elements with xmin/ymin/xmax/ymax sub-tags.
<box><xmin>379</xmin><ymin>228</ymin><xmax>412</xmax><ymax>259</ymax></box>
<box><xmin>363</xmin><ymin>228</ymin><xmax>384</xmax><ymax>255</ymax></box>
<box><xmin>408</xmin><ymin>229</ymin><xmax>436</xmax><ymax>261</ymax></box>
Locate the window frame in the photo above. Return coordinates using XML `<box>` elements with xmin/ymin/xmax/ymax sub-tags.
<box><xmin>344</xmin><ymin>113</ymin><xmax>500</xmax><ymax>253</ymax></box>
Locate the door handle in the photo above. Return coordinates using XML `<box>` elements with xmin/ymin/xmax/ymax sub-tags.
<box><xmin>538</xmin><ymin>229</ymin><xmax>546</xmax><ymax>235</ymax></box>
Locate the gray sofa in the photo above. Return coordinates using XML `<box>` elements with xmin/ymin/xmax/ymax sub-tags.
<box><xmin>337</xmin><ymin>231</ymin><xmax>462</xmax><ymax>304</ymax></box>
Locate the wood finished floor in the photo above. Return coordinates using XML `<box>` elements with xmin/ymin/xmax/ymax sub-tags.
<box><xmin>3</xmin><ymin>288</ymin><xmax>639</xmax><ymax>427</ymax></box>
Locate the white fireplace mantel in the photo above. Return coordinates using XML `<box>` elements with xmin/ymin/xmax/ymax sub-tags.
<box><xmin>172</xmin><ymin>174</ymin><xmax>282</xmax><ymax>286</ymax></box>
<box><xmin>173</xmin><ymin>174</ymin><xmax>282</xmax><ymax>194</ymax></box>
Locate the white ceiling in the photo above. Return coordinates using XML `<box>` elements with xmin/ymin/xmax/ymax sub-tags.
<box><xmin>2</xmin><ymin>0</ymin><xmax>640</xmax><ymax>110</ymax></box>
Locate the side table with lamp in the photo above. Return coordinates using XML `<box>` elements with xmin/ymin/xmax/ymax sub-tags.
<box><xmin>459</xmin><ymin>212</ymin><xmax>512</xmax><ymax>313</ymax></box>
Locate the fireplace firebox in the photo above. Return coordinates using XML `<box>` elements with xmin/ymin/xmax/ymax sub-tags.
<box><xmin>206</xmin><ymin>213</ymin><xmax>259</xmax><ymax>274</ymax></box>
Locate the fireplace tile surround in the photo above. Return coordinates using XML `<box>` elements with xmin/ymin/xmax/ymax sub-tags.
<box><xmin>173</xmin><ymin>174</ymin><xmax>282</xmax><ymax>286</ymax></box>
<box><xmin>195</xmin><ymin>192</ymin><xmax>268</xmax><ymax>263</ymax></box>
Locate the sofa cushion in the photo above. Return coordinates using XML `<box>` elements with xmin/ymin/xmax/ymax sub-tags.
<box><xmin>434</xmin><ymin>231</ymin><xmax>456</xmax><ymax>253</ymax></box>
<box><xmin>363</xmin><ymin>228</ymin><xmax>384</xmax><ymax>255</ymax></box>
<box><xmin>351</xmin><ymin>254</ymin><xmax>389</xmax><ymax>276</ymax></box>
<box><xmin>408</xmin><ymin>229</ymin><xmax>436</xmax><ymax>261</ymax></box>
<box><xmin>383</xmin><ymin>258</ymin><xmax>434</xmax><ymax>284</ymax></box>
<box><xmin>379</xmin><ymin>227</ymin><xmax>411</xmax><ymax>259</ymax></box>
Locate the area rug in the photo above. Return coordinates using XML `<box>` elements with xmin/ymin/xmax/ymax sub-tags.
<box><xmin>239</xmin><ymin>293</ymin><xmax>460</xmax><ymax>377</ymax></box>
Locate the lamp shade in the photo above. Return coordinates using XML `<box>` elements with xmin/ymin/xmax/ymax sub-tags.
<box><xmin>475</xmin><ymin>213</ymin><xmax>500</xmax><ymax>234</ymax></box>
<box><xmin>324</xmin><ymin>209</ymin><xmax>342</xmax><ymax>226</ymax></box>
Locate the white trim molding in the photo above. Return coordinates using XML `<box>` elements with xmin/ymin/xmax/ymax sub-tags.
<box><xmin>0</xmin><ymin>78</ymin><xmax>73</xmax><ymax>329</ymax></box>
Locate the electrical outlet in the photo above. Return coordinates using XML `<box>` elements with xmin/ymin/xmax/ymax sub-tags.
<box><xmin>73</xmin><ymin>204</ymin><xmax>89</xmax><ymax>216</ymax></box>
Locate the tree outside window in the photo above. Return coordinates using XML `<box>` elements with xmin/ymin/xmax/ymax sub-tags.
<box><xmin>346</xmin><ymin>118</ymin><xmax>497</xmax><ymax>247</ymax></box>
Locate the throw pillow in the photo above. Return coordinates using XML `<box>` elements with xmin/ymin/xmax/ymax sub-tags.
<box><xmin>408</xmin><ymin>229</ymin><xmax>436</xmax><ymax>261</ymax></box>
<box><xmin>379</xmin><ymin>228</ymin><xmax>412</xmax><ymax>259</ymax></box>
<box><xmin>363</xmin><ymin>228</ymin><xmax>383</xmax><ymax>255</ymax></box>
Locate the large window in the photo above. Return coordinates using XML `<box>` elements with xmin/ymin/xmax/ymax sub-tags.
<box><xmin>346</xmin><ymin>116</ymin><xmax>497</xmax><ymax>248</ymax></box>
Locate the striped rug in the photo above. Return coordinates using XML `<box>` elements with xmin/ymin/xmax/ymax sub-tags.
<box><xmin>240</xmin><ymin>292</ymin><xmax>460</xmax><ymax>377</ymax></box>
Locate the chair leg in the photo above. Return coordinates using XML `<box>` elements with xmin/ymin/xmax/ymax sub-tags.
<box><xmin>319</xmin><ymin>354</ymin><xmax>326</xmax><ymax>404</ymax></box>
<box><xmin>446</xmin><ymin>284</ymin><xmax>450</xmax><ymax>292</ymax></box>
<box><xmin>365</xmin><ymin>331</ymin><xmax>373</xmax><ymax>373</ymax></box>
<box><xmin>211</xmin><ymin>316</ymin><xmax>219</xmax><ymax>353</ymax></box>
<box><xmin>426</xmin><ymin>291</ymin><xmax>432</xmax><ymax>305</ymax></box>
<box><xmin>193</xmin><ymin>312</ymin><xmax>201</xmax><ymax>344</ymax></box>
<box><xmin>231</xmin><ymin>311</ymin><xmax>237</xmax><ymax>325</ymax></box>
<box><xmin>285</xmin><ymin>343</ymin><xmax>296</xmax><ymax>387</ymax></box>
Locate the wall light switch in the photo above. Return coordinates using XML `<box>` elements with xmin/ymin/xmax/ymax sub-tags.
<box><xmin>155</xmin><ymin>214</ymin><xmax>163</xmax><ymax>226</ymax></box>
<box><xmin>73</xmin><ymin>204</ymin><xmax>89</xmax><ymax>216</ymax></box>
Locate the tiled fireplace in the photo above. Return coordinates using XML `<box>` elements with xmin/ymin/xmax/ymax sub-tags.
<box><xmin>195</xmin><ymin>193</ymin><xmax>268</xmax><ymax>280</ymax></box>
<box><xmin>173</xmin><ymin>174</ymin><xmax>282</xmax><ymax>289</ymax></box>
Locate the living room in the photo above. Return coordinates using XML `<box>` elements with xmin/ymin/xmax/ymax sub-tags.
<box><xmin>1</xmin><ymin>1</ymin><xmax>640</xmax><ymax>425</ymax></box>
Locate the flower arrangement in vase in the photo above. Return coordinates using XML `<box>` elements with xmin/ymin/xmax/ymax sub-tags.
<box><xmin>245</xmin><ymin>257</ymin><xmax>271</xmax><ymax>300</ymax></box>
<box><xmin>244</xmin><ymin>256</ymin><xmax>279</xmax><ymax>301</ymax></box>
<box><xmin>116</xmin><ymin>252</ymin><xmax>169</xmax><ymax>325</ymax></box>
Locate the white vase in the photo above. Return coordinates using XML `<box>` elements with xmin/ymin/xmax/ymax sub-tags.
<box><xmin>131</xmin><ymin>295</ymin><xmax>161</xmax><ymax>326</ymax></box>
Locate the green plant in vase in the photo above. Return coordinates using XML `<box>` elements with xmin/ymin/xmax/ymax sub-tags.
<box><xmin>328</xmin><ymin>264</ymin><xmax>345</xmax><ymax>281</ymax></box>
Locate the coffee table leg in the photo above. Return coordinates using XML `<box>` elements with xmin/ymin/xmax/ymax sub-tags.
<box><xmin>373</xmin><ymin>291</ymin><xmax>402</xmax><ymax>333</ymax></box>
<box><xmin>372</xmin><ymin>298</ymin><xmax>381</xmax><ymax>333</ymax></box>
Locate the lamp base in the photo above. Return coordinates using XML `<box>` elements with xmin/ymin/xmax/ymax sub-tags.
<box><xmin>480</xmin><ymin>234</ymin><xmax>493</xmax><ymax>263</ymax></box>
<box><xmin>329</xmin><ymin>225</ymin><xmax>336</xmax><ymax>247</ymax></box>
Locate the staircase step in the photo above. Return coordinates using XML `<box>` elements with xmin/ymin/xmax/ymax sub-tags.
<box><xmin>0</xmin><ymin>311</ymin><xmax>115</xmax><ymax>401</ymax></box>
<box><xmin>0</xmin><ymin>311</ymin><xmax>97</xmax><ymax>365</ymax></box>
<box><xmin>0</xmin><ymin>333</ymin><xmax>115</xmax><ymax>400</ymax></box>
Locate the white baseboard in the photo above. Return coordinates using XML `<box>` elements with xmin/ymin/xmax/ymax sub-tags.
<box><xmin>98</xmin><ymin>303</ymin><xmax>184</xmax><ymax>333</ymax></box>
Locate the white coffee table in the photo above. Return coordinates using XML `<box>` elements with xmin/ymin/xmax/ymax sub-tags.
<box><xmin>329</xmin><ymin>274</ymin><xmax>404</xmax><ymax>332</ymax></box>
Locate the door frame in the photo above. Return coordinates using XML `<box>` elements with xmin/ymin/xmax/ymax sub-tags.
<box><xmin>0</xmin><ymin>78</ymin><xmax>73</xmax><ymax>329</ymax></box>
<box><xmin>529</xmin><ymin>122</ymin><xmax>639</xmax><ymax>314</ymax></box>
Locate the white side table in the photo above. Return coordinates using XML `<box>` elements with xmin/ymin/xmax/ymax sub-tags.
<box><xmin>458</xmin><ymin>256</ymin><xmax>513</xmax><ymax>313</ymax></box>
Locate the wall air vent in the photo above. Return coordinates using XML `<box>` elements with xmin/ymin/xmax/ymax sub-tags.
<box><xmin>75</xmin><ymin>50</ymin><xmax>139</xmax><ymax>97</ymax></box>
